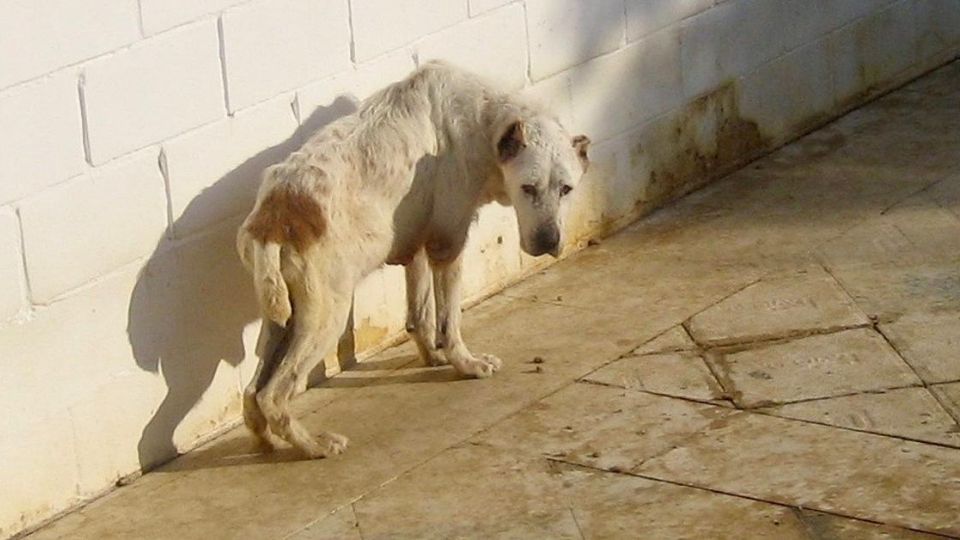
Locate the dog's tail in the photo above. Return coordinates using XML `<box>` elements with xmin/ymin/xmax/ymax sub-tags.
<box><xmin>238</xmin><ymin>229</ymin><xmax>292</xmax><ymax>327</ymax></box>
<box><xmin>253</xmin><ymin>241</ymin><xmax>292</xmax><ymax>327</ymax></box>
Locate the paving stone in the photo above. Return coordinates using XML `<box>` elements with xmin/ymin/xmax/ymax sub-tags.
<box><xmin>352</xmin><ymin>443</ymin><xmax>810</xmax><ymax>540</ymax></box>
<box><xmin>287</xmin><ymin>507</ymin><xmax>362</xmax><ymax>540</ymax></box>
<box><xmin>931</xmin><ymin>382</ymin><xmax>960</xmax><ymax>423</ymax></box>
<box><xmin>637</xmin><ymin>412</ymin><xmax>960</xmax><ymax>536</ymax></box>
<box><xmin>27</xmin><ymin>294</ymin><xmax>695</xmax><ymax>540</ymax></box>
<box><xmin>829</xmin><ymin>262</ymin><xmax>960</xmax><ymax>319</ymax></box>
<box><xmin>710</xmin><ymin>329</ymin><xmax>921</xmax><ymax>408</ymax></box>
<box><xmin>687</xmin><ymin>271</ymin><xmax>869</xmax><ymax>346</ymax></box>
<box><xmin>880</xmin><ymin>312</ymin><xmax>960</xmax><ymax>384</ymax></box>
<box><xmin>502</xmin><ymin>241</ymin><xmax>763</xmax><ymax>319</ymax></box>
<box><xmin>584</xmin><ymin>352</ymin><xmax>724</xmax><ymax>402</ymax></box>
<box><xmin>817</xmin><ymin>188</ymin><xmax>960</xmax><ymax>270</ymax></box>
<box><xmin>764</xmin><ymin>387</ymin><xmax>960</xmax><ymax>447</ymax></box>
<box><xmin>798</xmin><ymin>510</ymin><xmax>945</xmax><ymax>539</ymax></box>
<box><xmin>475</xmin><ymin>383</ymin><xmax>734</xmax><ymax>473</ymax></box>
<box><xmin>632</xmin><ymin>325</ymin><xmax>697</xmax><ymax>354</ymax></box>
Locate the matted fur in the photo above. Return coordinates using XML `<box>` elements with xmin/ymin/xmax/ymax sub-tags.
<box><xmin>237</xmin><ymin>61</ymin><xmax>590</xmax><ymax>458</ymax></box>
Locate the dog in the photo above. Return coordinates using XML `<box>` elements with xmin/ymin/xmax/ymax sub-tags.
<box><xmin>236</xmin><ymin>61</ymin><xmax>590</xmax><ymax>458</ymax></box>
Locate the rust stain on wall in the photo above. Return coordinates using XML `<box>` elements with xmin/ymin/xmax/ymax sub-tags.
<box><xmin>635</xmin><ymin>81</ymin><xmax>770</xmax><ymax>209</ymax></box>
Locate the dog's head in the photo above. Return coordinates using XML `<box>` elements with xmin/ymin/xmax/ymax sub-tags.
<box><xmin>494</xmin><ymin>116</ymin><xmax>590</xmax><ymax>257</ymax></box>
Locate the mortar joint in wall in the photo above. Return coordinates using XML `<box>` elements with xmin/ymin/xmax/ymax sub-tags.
<box><xmin>135</xmin><ymin>0</ymin><xmax>146</xmax><ymax>38</ymax></box>
<box><xmin>290</xmin><ymin>93</ymin><xmax>301</xmax><ymax>125</ymax></box>
<box><xmin>346</xmin><ymin>0</ymin><xmax>357</xmax><ymax>63</ymax></box>
<box><xmin>77</xmin><ymin>72</ymin><xmax>93</xmax><ymax>166</ymax></box>
<box><xmin>520</xmin><ymin>0</ymin><xmax>533</xmax><ymax>87</ymax></box>
<box><xmin>157</xmin><ymin>147</ymin><xmax>175</xmax><ymax>237</ymax></box>
<box><xmin>13</xmin><ymin>207</ymin><xmax>37</xmax><ymax>321</ymax></box>
<box><xmin>216</xmin><ymin>15</ymin><xmax>232</xmax><ymax>116</ymax></box>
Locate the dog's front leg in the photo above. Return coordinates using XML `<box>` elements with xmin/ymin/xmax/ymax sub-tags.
<box><xmin>405</xmin><ymin>249</ymin><xmax>447</xmax><ymax>366</ymax></box>
<box><xmin>431</xmin><ymin>251</ymin><xmax>502</xmax><ymax>378</ymax></box>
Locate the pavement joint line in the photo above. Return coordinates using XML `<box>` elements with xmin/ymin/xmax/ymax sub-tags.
<box><xmin>878</xmin><ymin>174</ymin><xmax>952</xmax><ymax>216</ymax></box>
<box><xmin>284</xmin><ymin>278</ymin><xmax>773</xmax><ymax>537</ymax></box>
<box><xmin>351</xmin><ymin>502</ymin><xmax>365</xmax><ymax>540</ymax></box>
<box><xmin>574</xmin><ymin>378</ymin><xmax>734</xmax><ymax>409</ymax></box>
<box><xmin>869</xmin><ymin>311</ymin><xmax>960</xmax><ymax>428</ymax></box>
<box><xmin>696</xmin><ymin>322</ymin><xmax>875</xmax><ymax>354</ymax></box>
<box><xmin>790</xmin><ymin>506</ymin><xmax>820</xmax><ymax>540</ymax></box>
<box><xmin>568</xmin><ymin>506</ymin><xmax>586</xmax><ymax>540</ymax></box>
<box><xmin>750</xmin><ymin>403</ymin><xmax>960</xmax><ymax>451</ymax></box>
<box><xmin>680</xmin><ymin>277</ymin><xmax>764</xmax><ymax>345</ymax></box>
<box><xmin>546</xmin><ymin>458</ymin><xmax>960</xmax><ymax>540</ymax></box>
<box><xmin>575</xmin><ymin>378</ymin><xmax>958</xmax><ymax>449</ymax></box>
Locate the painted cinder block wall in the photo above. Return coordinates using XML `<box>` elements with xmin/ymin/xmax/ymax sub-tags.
<box><xmin>1</xmin><ymin>0</ymin><xmax>958</xmax><ymax>536</ymax></box>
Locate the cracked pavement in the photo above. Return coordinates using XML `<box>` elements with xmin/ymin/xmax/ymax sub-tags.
<box><xmin>28</xmin><ymin>61</ymin><xmax>960</xmax><ymax>539</ymax></box>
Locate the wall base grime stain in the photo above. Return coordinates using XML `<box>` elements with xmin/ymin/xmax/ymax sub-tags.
<box><xmin>354</xmin><ymin>319</ymin><xmax>390</xmax><ymax>358</ymax></box>
<box><xmin>636</xmin><ymin>82</ymin><xmax>770</xmax><ymax>211</ymax></box>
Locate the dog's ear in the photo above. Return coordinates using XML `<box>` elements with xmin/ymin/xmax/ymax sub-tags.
<box><xmin>572</xmin><ymin>135</ymin><xmax>591</xmax><ymax>172</ymax></box>
<box><xmin>497</xmin><ymin>120</ymin><xmax>527</xmax><ymax>163</ymax></box>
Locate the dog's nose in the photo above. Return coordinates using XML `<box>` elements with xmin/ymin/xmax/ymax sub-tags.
<box><xmin>534</xmin><ymin>225</ymin><xmax>560</xmax><ymax>257</ymax></box>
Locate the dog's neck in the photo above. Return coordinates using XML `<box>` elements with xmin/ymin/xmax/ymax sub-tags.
<box><xmin>350</xmin><ymin>62</ymin><xmax>541</xmax><ymax>204</ymax></box>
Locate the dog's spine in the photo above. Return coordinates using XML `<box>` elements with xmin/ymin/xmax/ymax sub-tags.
<box><xmin>253</xmin><ymin>242</ymin><xmax>292</xmax><ymax>327</ymax></box>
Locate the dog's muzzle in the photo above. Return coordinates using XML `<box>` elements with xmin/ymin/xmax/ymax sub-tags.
<box><xmin>529</xmin><ymin>224</ymin><xmax>561</xmax><ymax>257</ymax></box>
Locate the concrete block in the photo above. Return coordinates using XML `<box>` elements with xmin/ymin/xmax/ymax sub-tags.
<box><xmin>522</xmin><ymin>70</ymin><xmax>576</xmax><ymax>133</ymax></box>
<box><xmin>569</xmin><ymin>28</ymin><xmax>682</xmax><ymax>141</ymax></box>
<box><xmin>914</xmin><ymin>0</ymin><xmax>960</xmax><ymax>59</ymax></box>
<box><xmin>0</xmin><ymin>411</ymin><xmax>78</xmax><ymax>539</ymax></box>
<box><xmin>162</xmin><ymin>96</ymin><xmax>300</xmax><ymax>238</ymax></box>
<box><xmin>221</xmin><ymin>0</ymin><xmax>351</xmax><ymax>112</ymax></box>
<box><xmin>353</xmin><ymin>264</ymin><xmax>407</xmax><ymax>355</ymax></box>
<box><xmin>468</xmin><ymin>0</ymin><xmax>513</xmax><ymax>16</ymax></box>
<box><xmin>0</xmin><ymin>0</ymin><xmax>139</xmax><ymax>88</ymax></box>
<box><xmin>414</xmin><ymin>4</ymin><xmax>528</xmax><ymax>91</ymax></box>
<box><xmin>461</xmin><ymin>204</ymin><xmax>523</xmax><ymax>300</ymax></box>
<box><xmin>739</xmin><ymin>39</ymin><xmax>835</xmax><ymax>143</ymax></box>
<box><xmin>140</xmin><ymin>0</ymin><xmax>246</xmax><ymax>35</ymax></box>
<box><xmin>625</xmin><ymin>0</ymin><xmax>712</xmax><ymax>42</ymax></box>
<box><xmin>82</xmin><ymin>21</ymin><xmax>225</xmax><ymax>164</ymax></box>
<box><xmin>680</xmin><ymin>0</ymin><xmax>786</xmax><ymax>99</ymax></box>
<box><xmin>0</xmin><ymin>71</ymin><xmax>86</xmax><ymax>204</ymax></box>
<box><xmin>858</xmin><ymin>1</ymin><xmax>919</xmax><ymax>86</ymax></box>
<box><xmin>351</xmin><ymin>0</ymin><xmax>467</xmax><ymax>61</ymax></box>
<box><xmin>0</xmin><ymin>210</ymin><xmax>24</xmax><ymax>321</ymax></box>
<box><xmin>296</xmin><ymin>48</ymin><xmax>416</xmax><ymax>135</ymax></box>
<box><xmin>828</xmin><ymin>0</ymin><xmax>919</xmax><ymax>106</ymax></box>
<box><xmin>19</xmin><ymin>149</ymin><xmax>168</xmax><ymax>303</ymax></box>
<box><xmin>526</xmin><ymin>0</ymin><xmax>624</xmax><ymax>80</ymax></box>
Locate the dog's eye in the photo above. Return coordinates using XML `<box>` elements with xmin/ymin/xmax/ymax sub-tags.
<box><xmin>521</xmin><ymin>184</ymin><xmax>537</xmax><ymax>197</ymax></box>
<box><xmin>560</xmin><ymin>185</ymin><xmax>574</xmax><ymax>197</ymax></box>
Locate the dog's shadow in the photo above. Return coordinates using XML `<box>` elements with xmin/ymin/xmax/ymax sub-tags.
<box><xmin>127</xmin><ymin>96</ymin><xmax>366</xmax><ymax>471</ymax></box>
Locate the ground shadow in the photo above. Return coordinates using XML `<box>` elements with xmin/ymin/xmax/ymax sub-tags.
<box><xmin>128</xmin><ymin>96</ymin><xmax>359</xmax><ymax>471</ymax></box>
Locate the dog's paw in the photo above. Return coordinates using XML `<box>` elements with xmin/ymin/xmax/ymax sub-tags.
<box><xmin>453</xmin><ymin>354</ymin><xmax>502</xmax><ymax>379</ymax></box>
<box><xmin>304</xmin><ymin>432</ymin><xmax>349</xmax><ymax>459</ymax></box>
<box><xmin>322</xmin><ymin>432</ymin><xmax>349</xmax><ymax>456</ymax></box>
<box><xmin>478</xmin><ymin>353</ymin><xmax>503</xmax><ymax>371</ymax></box>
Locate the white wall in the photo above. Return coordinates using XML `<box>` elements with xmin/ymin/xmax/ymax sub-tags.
<box><xmin>2</xmin><ymin>0</ymin><xmax>958</xmax><ymax>536</ymax></box>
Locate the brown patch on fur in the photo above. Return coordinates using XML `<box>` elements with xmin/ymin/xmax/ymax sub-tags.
<box><xmin>245</xmin><ymin>185</ymin><xmax>326</xmax><ymax>251</ymax></box>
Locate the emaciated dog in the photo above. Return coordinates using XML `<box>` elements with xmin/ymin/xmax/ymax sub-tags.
<box><xmin>237</xmin><ymin>61</ymin><xmax>590</xmax><ymax>458</ymax></box>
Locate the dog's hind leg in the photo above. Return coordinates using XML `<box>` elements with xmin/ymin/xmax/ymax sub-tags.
<box><xmin>432</xmin><ymin>251</ymin><xmax>502</xmax><ymax>378</ymax></box>
<box><xmin>243</xmin><ymin>320</ymin><xmax>287</xmax><ymax>451</ymax></box>
<box><xmin>257</xmin><ymin>288</ymin><xmax>352</xmax><ymax>458</ymax></box>
<box><xmin>405</xmin><ymin>248</ymin><xmax>447</xmax><ymax>366</ymax></box>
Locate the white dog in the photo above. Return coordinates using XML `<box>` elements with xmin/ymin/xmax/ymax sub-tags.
<box><xmin>237</xmin><ymin>61</ymin><xmax>590</xmax><ymax>458</ymax></box>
